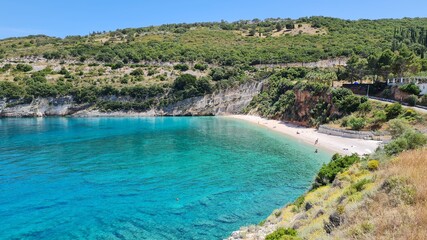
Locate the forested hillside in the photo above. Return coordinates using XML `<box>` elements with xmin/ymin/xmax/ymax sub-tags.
<box><xmin>1</xmin><ymin>17</ymin><xmax>427</xmax><ymax>113</ymax></box>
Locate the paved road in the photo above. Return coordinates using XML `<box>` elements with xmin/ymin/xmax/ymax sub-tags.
<box><xmin>366</xmin><ymin>96</ymin><xmax>427</xmax><ymax>114</ymax></box>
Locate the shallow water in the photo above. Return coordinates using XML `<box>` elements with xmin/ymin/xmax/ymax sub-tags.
<box><xmin>0</xmin><ymin>117</ymin><xmax>330</xmax><ymax>239</ymax></box>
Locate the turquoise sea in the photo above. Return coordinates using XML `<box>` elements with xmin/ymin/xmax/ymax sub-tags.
<box><xmin>0</xmin><ymin>117</ymin><xmax>330</xmax><ymax>239</ymax></box>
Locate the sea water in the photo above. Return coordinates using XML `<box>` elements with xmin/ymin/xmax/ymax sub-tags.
<box><xmin>0</xmin><ymin>117</ymin><xmax>330</xmax><ymax>239</ymax></box>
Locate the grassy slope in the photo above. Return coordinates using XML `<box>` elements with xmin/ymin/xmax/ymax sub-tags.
<box><xmin>262</xmin><ymin>148</ymin><xmax>427</xmax><ymax>240</ymax></box>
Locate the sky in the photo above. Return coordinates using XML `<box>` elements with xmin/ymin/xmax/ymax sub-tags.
<box><xmin>1</xmin><ymin>0</ymin><xmax>426</xmax><ymax>39</ymax></box>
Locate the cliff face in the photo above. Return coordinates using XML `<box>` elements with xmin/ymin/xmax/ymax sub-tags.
<box><xmin>0</xmin><ymin>81</ymin><xmax>263</xmax><ymax>117</ymax></box>
<box><xmin>275</xmin><ymin>90</ymin><xmax>336</xmax><ymax>127</ymax></box>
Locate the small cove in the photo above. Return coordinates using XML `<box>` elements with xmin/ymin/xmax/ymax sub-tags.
<box><xmin>0</xmin><ymin>117</ymin><xmax>330</xmax><ymax>239</ymax></box>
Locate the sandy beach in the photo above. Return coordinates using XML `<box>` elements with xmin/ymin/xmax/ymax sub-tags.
<box><xmin>227</xmin><ymin>115</ymin><xmax>381</xmax><ymax>155</ymax></box>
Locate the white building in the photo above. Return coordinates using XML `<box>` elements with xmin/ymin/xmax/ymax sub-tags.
<box><xmin>387</xmin><ymin>77</ymin><xmax>427</xmax><ymax>95</ymax></box>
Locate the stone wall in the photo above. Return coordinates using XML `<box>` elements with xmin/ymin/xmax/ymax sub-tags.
<box><xmin>317</xmin><ymin>125</ymin><xmax>375</xmax><ymax>140</ymax></box>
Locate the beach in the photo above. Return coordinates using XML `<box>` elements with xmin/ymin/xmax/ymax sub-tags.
<box><xmin>228</xmin><ymin>115</ymin><xmax>381</xmax><ymax>155</ymax></box>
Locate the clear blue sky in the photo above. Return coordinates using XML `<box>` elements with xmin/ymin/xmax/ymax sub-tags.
<box><xmin>1</xmin><ymin>0</ymin><xmax>426</xmax><ymax>39</ymax></box>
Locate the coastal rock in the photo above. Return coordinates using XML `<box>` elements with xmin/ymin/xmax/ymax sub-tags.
<box><xmin>0</xmin><ymin>81</ymin><xmax>263</xmax><ymax>117</ymax></box>
<box><xmin>324</xmin><ymin>212</ymin><xmax>344</xmax><ymax>234</ymax></box>
<box><xmin>315</xmin><ymin>209</ymin><xmax>325</xmax><ymax>218</ymax></box>
<box><xmin>305</xmin><ymin>202</ymin><xmax>313</xmax><ymax>211</ymax></box>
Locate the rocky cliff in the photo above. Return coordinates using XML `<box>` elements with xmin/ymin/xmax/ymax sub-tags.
<box><xmin>0</xmin><ymin>81</ymin><xmax>263</xmax><ymax>117</ymax></box>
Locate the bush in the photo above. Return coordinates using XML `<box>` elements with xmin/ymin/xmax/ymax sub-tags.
<box><xmin>405</xmin><ymin>94</ymin><xmax>418</xmax><ymax>106</ymax></box>
<box><xmin>266</xmin><ymin>228</ymin><xmax>300</xmax><ymax>240</ymax></box>
<box><xmin>173</xmin><ymin>63</ymin><xmax>189</xmax><ymax>71</ymax></box>
<box><xmin>371</xmin><ymin>110</ymin><xmax>387</xmax><ymax>126</ymax></box>
<box><xmin>399</xmin><ymin>109</ymin><xmax>421</xmax><ymax>122</ymax></box>
<box><xmin>15</xmin><ymin>64</ymin><xmax>33</xmax><ymax>72</ymax></box>
<box><xmin>358</xmin><ymin>101</ymin><xmax>372</xmax><ymax>114</ymax></box>
<box><xmin>0</xmin><ymin>81</ymin><xmax>25</xmax><ymax>99</ymax></box>
<box><xmin>332</xmin><ymin>88</ymin><xmax>361</xmax><ymax>115</ymax></box>
<box><xmin>388</xmin><ymin>119</ymin><xmax>411</xmax><ymax>139</ymax></box>
<box><xmin>385</xmin><ymin>103</ymin><xmax>403</xmax><ymax>120</ymax></box>
<box><xmin>346</xmin><ymin>178</ymin><xmax>372</xmax><ymax>195</ymax></box>
<box><xmin>399</xmin><ymin>83</ymin><xmax>421</xmax><ymax>95</ymax></box>
<box><xmin>384</xmin><ymin>130</ymin><xmax>427</xmax><ymax>155</ymax></box>
<box><xmin>172</xmin><ymin>74</ymin><xmax>197</xmax><ymax>91</ymax></box>
<box><xmin>194</xmin><ymin>63</ymin><xmax>208</xmax><ymax>71</ymax></box>
<box><xmin>367</xmin><ymin>160</ymin><xmax>379</xmax><ymax>171</ymax></box>
<box><xmin>384</xmin><ymin>137</ymin><xmax>409</xmax><ymax>155</ymax></box>
<box><xmin>111</xmin><ymin>61</ymin><xmax>124</xmax><ymax>70</ymax></box>
<box><xmin>347</xmin><ymin>116</ymin><xmax>366</xmax><ymax>130</ymax></box>
<box><xmin>130</xmin><ymin>68</ymin><xmax>144</xmax><ymax>76</ymax></box>
<box><xmin>420</xmin><ymin>95</ymin><xmax>427</xmax><ymax>106</ymax></box>
<box><xmin>313</xmin><ymin>154</ymin><xmax>360</xmax><ymax>188</ymax></box>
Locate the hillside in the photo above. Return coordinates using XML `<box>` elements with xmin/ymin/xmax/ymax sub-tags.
<box><xmin>2</xmin><ymin>16</ymin><xmax>427</xmax><ymax>117</ymax></box>
<box><xmin>230</xmin><ymin>148</ymin><xmax>427</xmax><ymax>240</ymax></box>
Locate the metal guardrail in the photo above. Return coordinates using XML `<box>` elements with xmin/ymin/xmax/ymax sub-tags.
<box><xmin>366</xmin><ymin>95</ymin><xmax>427</xmax><ymax>111</ymax></box>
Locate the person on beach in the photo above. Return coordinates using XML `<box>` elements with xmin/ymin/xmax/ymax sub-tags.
<box><xmin>315</xmin><ymin>138</ymin><xmax>318</xmax><ymax>145</ymax></box>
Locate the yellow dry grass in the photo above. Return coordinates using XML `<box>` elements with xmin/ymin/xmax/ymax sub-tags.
<box><xmin>334</xmin><ymin>148</ymin><xmax>427</xmax><ymax>240</ymax></box>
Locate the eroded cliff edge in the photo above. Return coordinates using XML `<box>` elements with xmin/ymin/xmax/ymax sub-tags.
<box><xmin>0</xmin><ymin>81</ymin><xmax>263</xmax><ymax>117</ymax></box>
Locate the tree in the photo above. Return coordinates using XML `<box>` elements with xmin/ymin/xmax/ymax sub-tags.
<box><xmin>248</xmin><ymin>27</ymin><xmax>256</xmax><ymax>36</ymax></box>
<box><xmin>285</xmin><ymin>22</ymin><xmax>295</xmax><ymax>30</ymax></box>
<box><xmin>377</xmin><ymin>49</ymin><xmax>396</xmax><ymax>80</ymax></box>
<box><xmin>345</xmin><ymin>55</ymin><xmax>368</xmax><ymax>81</ymax></box>
<box><xmin>385</xmin><ymin>102</ymin><xmax>403</xmax><ymax>120</ymax></box>
<box><xmin>399</xmin><ymin>83</ymin><xmax>421</xmax><ymax>95</ymax></box>
<box><xmin>172</xmin><ymin>74</ymin><xmax>197</xmax><ymax>91</ymax></box>
<box><xmin>275</xmin><ymin>22</ymin><xmax>283</xmax><ymax>32</ymax></box>
<box><xmin>393</xmin><ymin>45</ymin><xmax>420</xmax><ymax>77</ymax></box>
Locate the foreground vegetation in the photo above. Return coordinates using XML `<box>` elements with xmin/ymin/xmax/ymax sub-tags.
<box><xmin>260</xmin><ymin>123</ymin><xmax>427</xmax><ymax>240</ymax></box>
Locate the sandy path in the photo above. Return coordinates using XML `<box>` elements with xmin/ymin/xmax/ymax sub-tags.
<box><xmin>227</xmin><ymin>115</ymin><xmax>381</xmax><ymax>156</ymax></box>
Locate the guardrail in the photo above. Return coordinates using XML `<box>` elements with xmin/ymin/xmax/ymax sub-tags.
<box><xmin>366</xmin><ymin>96</ymin><xmax>427</xmax><ymax>110</ymax></box>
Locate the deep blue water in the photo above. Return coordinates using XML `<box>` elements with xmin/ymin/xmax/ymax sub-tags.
<box><xmin>0</xmin><ymin>117</ymin><xmax>330</xmax><ymax>240</ymax></box>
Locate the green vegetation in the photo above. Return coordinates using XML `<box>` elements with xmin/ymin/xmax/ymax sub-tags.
<box><xmin>313</xmin><ymin>154</ymin><xmax>360</xmax><ymax>188</ymax></box>
<box><xmin>399</xmin><ymin>83</ymin><xmax>421</xmax><ymax>95</ymax></box>
<box><xmin>367</xmin><ymin>160</ymin><xmax>379</xmax><ymax>171</ymax></box>
<box><xmin>2</xmin><ymin>17</ymin><xmax>427</xmax><ymax>67</ymax></box>
<box><xmin>266</xmin><ymin>228</ymin><xmax>300</xmax><ymax>240</ymax></box>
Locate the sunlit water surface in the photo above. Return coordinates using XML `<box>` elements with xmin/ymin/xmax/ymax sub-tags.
<box><xmin>0</xmin><ymin>117</ymin><xmax>330</xmax><ymax>239</ymax></box>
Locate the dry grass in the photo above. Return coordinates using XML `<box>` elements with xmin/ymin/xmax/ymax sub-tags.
<box><xmin>334</xmin><ymin>148</ymin><xmax>427</xmax><ymax>240</ymax></box>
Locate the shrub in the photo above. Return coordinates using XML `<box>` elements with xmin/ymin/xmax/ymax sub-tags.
<box><xmin>332</xmin><ymin>88</ymin><xmax>361</xmax><ymax>115</ymax></box>
<box><xmin>385</xmin><ymin>103</ymin><xmax>403</xmax><ymax>120</ymax></box>
<box><xmin>0</xmin><ymin>81</ymin><xmax>25</xmax><ymax>99</ymax></box>
<box><xmin>420</xmin><ymin>95</ymin><xmax>427</xmax><ymax>106</ymax></box>
<box><xmin>367</xmin><ymin>160</ymin><xmax>379</xmax><ymax>171</ymax></box>
<box><xmin>111</xmin><ymin>61</ymin><xmax>124</xmax><ymax>70</ymax></box>
<box><xmin>405</xmin><ymin>94</ymin><xmax>418</xmax><ymax>106</ymax></box>
<box><xmin>130</xmin><ymin>68</ymin><xmax>144</xmax><ymax>76</ymax></box>
<box><xmin>313</xmin><ymin>154</ymin><xmax>360</xmax><ymax>188</ymax></box>
<box><xmin>172</xmin><ymin>74</ymin><xmax>197</xmax><ymax>91</ymax></box>
<box><xmin>194</xmin><ymin>63</ymin><xmax>208</xmax><ymax>71</ymax></box>
<box><xmin>399</xmin><ymin>83</ymin><xmax>421</xmax><ymax>95</ymax></box>
<box><xmin>399</xmin><ymin>109</ymin><xmax>421</xmax><ymax>122</ymax></box>
<box><xmin>384</xmin><ymin>137</ymin><xmax>409</xmax><ymax>155</ymax></box>
<box><xmin>388</xmin><ymin>119</ymin><xmax>411</xmax><ymax>139</ymax></box>
<box><xmin>293</xmin><ymin>195</ymin><xmax>305</xmax><ymax>208</ymax></box>
<box><xmin>347</xmin><ymin>116</ymin><xmax>366</xmax><ymax>130</ymax></box>
<box><xmin>173</xmin><ymin>63</ymin><xmax>189</xmax><ymax>71</ymax></box>
<box><xmin>358</xmin><ymin>101</ymin><xmax>372</xmax><ymax>114</ymax></box>
<box><xmin>15</xmin><ymin>64</ymin><xmax>33</xmax><ymax>72</ymax></box>
<box><xmin>384</xmin><ymin>129</ymin><xmax>427</xmax><ymax>155</ymax></box>
<box><xmin>371</xmin><ymin>110</ymin><xmax>387</xmax><ymax>126</ymax></box>
<box><xmin>266</xmin><ymin>228</ymin><xmax>300</xmax><ymax>240</ymax></box>
<box><xmin>346</xmin><ymin>178</ymin><xmax>372</xmax><ymax>195</ymax></box>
